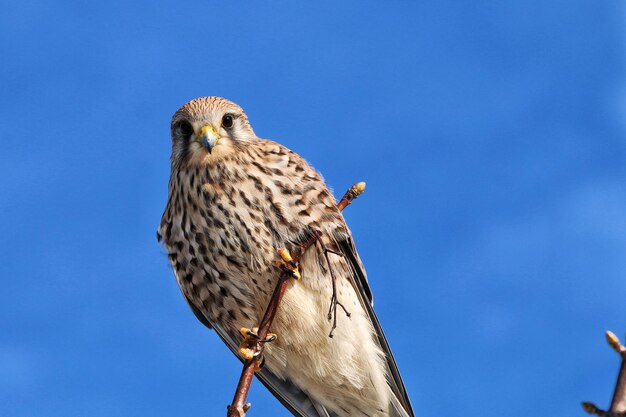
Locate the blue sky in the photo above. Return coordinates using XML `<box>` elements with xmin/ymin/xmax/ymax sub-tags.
<box><xmin>1</xmin><ymin>1</ymin><xmax>625</xmax><ymax>416</ymax></box>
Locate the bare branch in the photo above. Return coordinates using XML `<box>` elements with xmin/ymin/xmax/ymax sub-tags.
<box><xmin>582</xmin><ymin>331</ymin><xmax>626</xmax><ymax>417</ymax></box>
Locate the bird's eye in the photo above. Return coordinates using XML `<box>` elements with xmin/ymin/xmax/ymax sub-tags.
<box><xmin>176</xmin><ymin>120</ymin><xmax>194</xmax><ymax>138</ymax></box>
<box><xmin>222</xmin><ymin>114</ymin><xmax>234</xmax><ymax>129</ymax></box>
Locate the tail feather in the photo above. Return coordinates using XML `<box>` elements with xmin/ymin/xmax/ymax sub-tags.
<box><xmin>389</xmin><ymin>390</ymin><xmax>413</xmax><ymax>417</ymax></box>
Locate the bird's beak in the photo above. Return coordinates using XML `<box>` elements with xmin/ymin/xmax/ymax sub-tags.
<box><xmin>197</xmin><ymin>124</ymin><xmax>220</xmax><ymax>153</ymax></box>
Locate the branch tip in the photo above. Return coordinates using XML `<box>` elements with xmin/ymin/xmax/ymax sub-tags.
<box><xmin>582</xmin><ymin>402</ymin><xmax>604</xmax><ymax>415</ymax></box>
<box><xmin>606</xmin><ymin>331</ymin><xmax>626</xmax><ymax>355</ymax></box>
<box><xmin>337</xmin><ymin>181</ymin><xmax>367</xmax><ymax>211</ymax></box>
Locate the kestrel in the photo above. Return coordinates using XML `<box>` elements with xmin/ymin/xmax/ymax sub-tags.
<box><xmin>158</xmin><ymin>97</ymin><xmax>414</xmax><ymax>417</ymax></box>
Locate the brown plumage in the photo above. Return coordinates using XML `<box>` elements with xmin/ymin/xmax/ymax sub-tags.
<box><xmin>158</xmin><ymin>97</ymin><xmax>414</xmax><ymax>417</ymax></box>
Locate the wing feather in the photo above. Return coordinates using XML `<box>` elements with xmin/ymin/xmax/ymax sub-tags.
<box><xmin>338</xmin><ymin>236</ymin><xmax>415</xmax><ymax>417</ymax></box>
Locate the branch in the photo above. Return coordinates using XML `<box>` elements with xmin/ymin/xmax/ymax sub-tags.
<box><xmin>226</xmin><ymin>181</ymin><xmax>366</xmax><ymax>417</ymax></box>
<box><xmin>582</xmin><ymin>331</ymin><xmax>626</xmax><ymax>417</ymax></box>
<box><xmin>337</xmin><ymin>181</ymin><xmax>366</xmax><ymax>211</ymax></box>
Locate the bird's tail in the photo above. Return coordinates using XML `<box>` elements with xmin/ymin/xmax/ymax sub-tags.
<box><xmin>389</xmin><ymin>389</ymin><xmax>414</xmax><ymax>417</ymax></box>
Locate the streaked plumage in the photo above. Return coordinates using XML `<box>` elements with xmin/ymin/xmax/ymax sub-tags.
<box><xmin>158</xmin><ymin>97</ymin><xmax>414</xmax><ymax>417</ymax></box>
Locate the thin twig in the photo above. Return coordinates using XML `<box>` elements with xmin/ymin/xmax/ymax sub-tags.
<box><xmin>337</xmin><ymin>181</ymin><xmax>366</xmax><ymax>211</ymax></box>
<box><xmin>226</xmin><ymin>182</ymin><xmax>366</xmax><ymax>417</ymax></box>
<box><xmin>582</xmin><ymin>331</ymin><xmax>626</xmax><ymax>417</ymax></box>
<box><xmin>317</xmin><ymin>237</ymin><xmax>350</xmax><ymax>337</ymax></box>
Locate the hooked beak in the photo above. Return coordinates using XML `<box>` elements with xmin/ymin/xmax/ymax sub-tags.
<box><xmin>197</xmin><ymin>124</ymin><xmax>220</xmax><ymax>153</ymax></box>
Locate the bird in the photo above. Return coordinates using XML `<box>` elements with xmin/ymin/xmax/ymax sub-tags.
<box><xmin>158</xmin><ymin>96</ymin><xmax>414</xmax><ymax>417</ymax></box>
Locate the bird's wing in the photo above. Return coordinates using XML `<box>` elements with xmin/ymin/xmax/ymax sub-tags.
<box><xmin>338</xmin><ymin>235</ymin><xmax>415</xmax><ymax>417</ymax></box>
<box><xmin>173</xmin><ymin>267</ymin><xmax>332</xmax><ymax>417</ymax></box>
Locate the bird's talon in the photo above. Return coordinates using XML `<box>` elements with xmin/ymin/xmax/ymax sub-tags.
<box><xmin>276</xmin><ymin>248</ymin><xmax>301</xmax><ymax>280</ymax></box>
<box><xmin>277</xmin><ymin>248</ymin><xmax>295</xmax><ymax>264</ymax></box>
<box><xmin>238</xmin><ymin>344</ymin><xmax>255</xmax><ymax>361</ymax></box>
<box><xmin>238</xmin><ymin>327</ymin><xmax>260</xmax><ymax>361</ymax></box>
<box><xmin>240</xmin><ymin>327</ymin><xmax>260</xmax><ymax>339</ymax></box>
<box><xmin>237</xmin><ymin>327</ymin><xmax>277</xmax><ymax>361</ymax></box>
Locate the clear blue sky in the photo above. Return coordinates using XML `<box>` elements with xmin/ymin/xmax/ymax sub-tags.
<box><xmin>2</xmin><ymin>1</ymin><xmax>625</xmax><ymax>416</ymax></box>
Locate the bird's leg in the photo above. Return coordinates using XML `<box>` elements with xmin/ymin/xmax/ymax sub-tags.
<box><xmin>315</xmin><ymin>235</ymin><xmax>351</xmax><ymax>338</ymax></box>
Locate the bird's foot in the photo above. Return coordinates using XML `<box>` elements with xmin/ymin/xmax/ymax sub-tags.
<box><xmin>274</xmin><ymin>248</ymin><xmax>301</xmax><ymax>280</ymax></box>
<box><xmin>238</xmin><ymin>327</ymin><xmax>277</xmax><ymax>369</ymax></box>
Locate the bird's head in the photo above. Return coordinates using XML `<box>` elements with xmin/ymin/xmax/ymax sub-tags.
<box><xmin>170</xmin><ymin>97</ymin><xmax>257</xmax><ymax>168</ymax></box>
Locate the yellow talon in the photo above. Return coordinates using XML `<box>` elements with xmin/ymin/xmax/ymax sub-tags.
<box><xmin>239</xmin><ymin>345</ymin><xmax>255</xmax><ymax>361</ymax></box>
<box><xmin>278</xmin><ymin>248</ymin><xmax>293</xmax><ymax>263</ymax></box>
<box><xmin>238</xmin><ymin>327</ymin><xmax>259</xmax><ymax>361</ymax></box>
<box><xmin>276</xmin><ymin>248</ymin><xmax>301</xmax><ymax>280</ymax></box>
<box><xmin>237</xmin><ymin>327</ymin><xmax>277</xmax><ymax>363</ymax></box>
<box><xmin>239</xmin><ymin>327</ymin><xmax>259</xmax><ymax>338</ymax></box>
